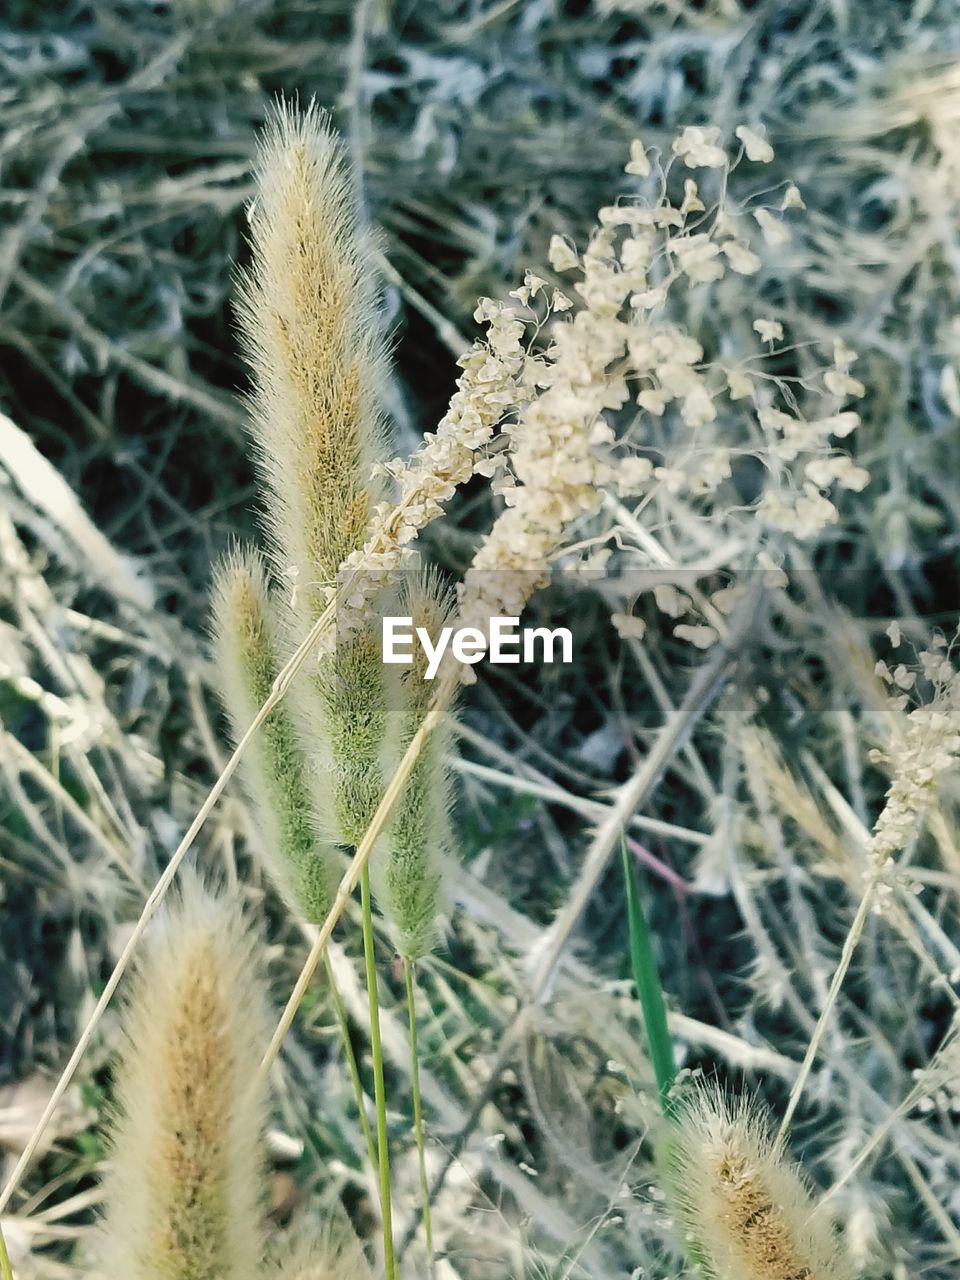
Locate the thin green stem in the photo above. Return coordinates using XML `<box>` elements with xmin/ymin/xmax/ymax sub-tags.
<box><xmin>0</xmin><ymin>1220</ymin><xmax>14</xmax><ymax>1280</ymax></box>
<box><xmin>403</xmin><ymin>956</ymin><xmax>434</xmax><ymax>1268</ymax></box>
<box><xmin>360</xmin><ymin>865</ymin><xmax>396</xmax><ymax>1280</ymax></box>
<box><xmin>323</xmin><ymin>952</ymin><xmax>378</xmax><ymax>1176</ymax></box>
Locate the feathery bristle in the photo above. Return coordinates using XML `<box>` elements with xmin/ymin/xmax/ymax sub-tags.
<box><xmin>236</xmin><ymin>98</ymin><xmax>395</xmax><ymax>850</ymax></box>
<box><xmin>99</xmin><ymin>880</ymin><xmax>270</xmax><ymax>1280</ymax></box>
<box><xmin>265</xmin><ymin>1230</ymin><xmax>374</xmax><ymax>1280</ymax></box>
<box><xmin>210</xmin><ymin>546</ymin><xmax>339</xmax><ymax>921</ymax></box>
<box><xmin>314</xmin><ymin>623</ymin><xmax>391</xmax><ymax>847</ymax></box>
<box><xmin>236</xmin><ymin>97</ymin><xmax>387</xmax><ymax>599</ymax></box>
<box><xmin>374</xmin><ymin>569</ymin><xmax>457</xmax><ymax>958</ymax></box>
<box><xmin>664</xmin><ymin>1084</ymin><xmax>851</xmax><ymax>1280</ymax></box>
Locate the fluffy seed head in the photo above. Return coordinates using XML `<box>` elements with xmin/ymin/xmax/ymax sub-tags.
<box><xmin>210</xmin><ymin>546</ymin><xmax>339</xmax><ymax>922</ymax></box>
<box><xmin>236</xmin><ymin>98</ymin><xmax>387</xmax><ymax>602</ymax></box>
<box><xmin>374</xmin><ymin>570</ymin><xmax>458</xmax><ymax>958</ymax></box>
<box><xmin>99</xmin><ymin>880</ymin><xmax>270</xmax><ymax>1280</ymax></box>
<box><xmin>235</xmin><ymin>99</ymin><xmax>397</xmax><ymax>851</ymax></box>
<box><xmin>664</xmin><ymin>1084</ymin><xmax>851</xmax><ymax>1280</ymax></box>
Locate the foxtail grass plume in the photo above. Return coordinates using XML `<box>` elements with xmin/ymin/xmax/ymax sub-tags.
<box><xmin>375</xmin><ymin>569</ymin><xmax>457</xmax><ymax>958</ymax></box>
<box><xmin>236</xmin><ymin>99</ymin><xmax>391</xmax><ymax>846</ymax></box>
<box><xmin>99</xmin><ymin>880</ymin><xmax>270</xmax><ymax>1280</ymax></box>
<box><xmin>664</xmin><ymin>1083</ymin><xmax>851</xmax><ymax>1280</ymax></box>
<box><xmin>210</xmin><ymin>546</ymin><xmax>339</xmax><ymax>922</ymax></box>
<box><xmin>236</xmin><ymin>97</ymin><xmax>387</xmax><ymax>598</ymax></box>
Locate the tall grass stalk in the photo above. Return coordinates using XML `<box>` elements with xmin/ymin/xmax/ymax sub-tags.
<box><xmin>2</xmin><ymin>471</ymin><xmax>437</xmax><ymax>1210</ymax></box>
<box><xmin>359</xmin><ymin>864</ymin><xmax>396</xmax><ymax>1280</ymax></box>
<box><xmin>775</xmin><ymin>882</ymin><xmax>877</xmax><ymax>1143</ymax></box>
<box><xmin>403</xmin><ymin>957</ymin><xmax>434</xmax><ymax>1267</ymax></box>
<box><xmin>665</xmin><ymin>1084</ymin><xmax>853</xmax><ymax>1280</ymax></box>
<box><xmin>100</xmin><ymin>882</ymin><xmax>268</xmax><ymax>1280</ymax></box>
<box><xmin>323</xmin><ymin>951</ymin><xmax>378</xmax><ymax>1177</ymax></box>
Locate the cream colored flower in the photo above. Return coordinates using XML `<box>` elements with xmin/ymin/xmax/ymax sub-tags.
<box><xmin>673</xmin><ymin>125</ymin><xmax>727</xmax><ymax>169</ymax></box>
<box><xmin>735</xmin><ymin>123</ymin><xmax>775</xmax><ymax>163</ymax></box>
<box><xmin>825</xmin><ymin>369</ymin><xmax>866</xmax><ymax>397</ymax></box>
<box><xmin>721</xmin><ymin>240</ymin><xmax>762</xmax><ymax>274</ymax></box>
<box><xmin>753</xmin><ymin>318</ymin><xmax>783</xmax><ymax>343</ymax></box>
<box><xmin>612</xmin><ymin>613</ymin><xmax>647</xmax><ymax>640</ymax></box>
<box><xmin>625</xmin><ymin>137</ymin><xmax>651</xmax><ymax>176</ymax></box>
<box><xmin>548</xmin><ymin>234</ymin><xmax>579</xmax><ymax>272</ymax></box>
<box><xmin>753</xmin><ymin>207</ymin><xmax>791</xmax><ymax>246</ymax></box>
<box><xmin>726</xmin><ymin>367</ymin><xmax>754</xmax><ymax>399</ymax></box>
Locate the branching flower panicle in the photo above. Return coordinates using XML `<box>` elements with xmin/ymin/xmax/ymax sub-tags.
<box><xmin>447</xmin><ymin>126</ymin><xmax>869</xmax><ymax>644</ymax></box>
<box><xmin>334</xmin><ymin>302</ymin><xmax>534</xmax><ymax>633</ymax></box>
<box><xmin>871</xmin><ymin>626</ymin><xmax>960</xmax><ymax>864</ymax></box>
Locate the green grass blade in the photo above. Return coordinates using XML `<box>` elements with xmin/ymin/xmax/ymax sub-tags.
<box><xmin>621</xmin><ymin>832</ymin><xmax>676</xmax><ymax>1116</ymax></box>
<box><xmin>0</xmin><ymin>1219</ymin><xmax>14</xmax><ymax>1280</ymax></box>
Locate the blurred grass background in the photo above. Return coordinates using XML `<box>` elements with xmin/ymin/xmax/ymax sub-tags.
<box><xmin>2</xmin><ymin>1</ymin><xmax>960</xmax><ymax>1276</ymax></box>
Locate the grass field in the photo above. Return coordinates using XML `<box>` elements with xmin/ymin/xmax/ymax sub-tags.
<box><xmin>1</xmin><ymin>2</ymin><xmax>960</xmax><ymax>1277</ymax></box>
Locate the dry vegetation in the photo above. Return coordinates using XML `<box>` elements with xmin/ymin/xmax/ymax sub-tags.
<box><xmin>2</xmin><ymin>2</ymin><xmax>960</xmax><ymax>1278</ymax></box>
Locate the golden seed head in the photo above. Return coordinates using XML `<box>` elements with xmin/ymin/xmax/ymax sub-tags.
<box><xmin>665</xmin><ymin>1084</ymin><xmax>851</xmax><ymax>1280</ymax></box>
<box><xmin>99</xmin><ymin>880</ymin><xmax>270</xmax><ymax>1280</ymax></box>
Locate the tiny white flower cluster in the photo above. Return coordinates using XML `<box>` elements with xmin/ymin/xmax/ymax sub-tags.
<box><xmin>870</xmin><ymin>626</ymin><xmax>960</xmax><ymax>863</ymax></box>
<box><xmin>377</xmin><ymin>299</ymin><xmax>536</xmax><ymax>539</ymax></box>
<box><xmin>332</xmin><ymin>123</ymin><xmax>870</xmax><ymax>657</ymax></box>
<box><xmin>333</xmin><ymin>301</ymin><xmax>536</xmax><ymax>636</ymax></box>
<box><xmin>908</xmin><ymin>1024</ymin><xmax>960</xmax><ymax>1117</ymax></box>
<box><xmin>448</xmin><ymin>124</ymin><xmax>868</xmax><ymax>643</ymax></box>
<box><xmin>459</xmin><ymin>267</ymin><xmax>624</xmax><ymax>635</ymax></box>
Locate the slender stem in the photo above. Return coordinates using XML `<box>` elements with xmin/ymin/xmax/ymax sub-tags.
<box><xmin>404</xmin><ymin>956</ymin><xmax>434</xmax><ymax>1267</ymax></box>
<box><xmin>776</xmin><ymin>878</ymin><xmax>878</xmax><ymax>1144</ymax></box>
<box><xmin>323</xmin><ymin>952</ymin><xmax>378</xmax><ymax>1176</ymax></box>
<box><xmin>360</xmin><ymin>866</ymin><xmax>396</xmax><ymax>1280</ymax></box>
<box><xmin>527</xmin><ymin>581</ymin><xmax>760</xmax><ymax>1001</ymax></box>
<box><xmin>0</xmin><ymin>1220</ymin><xmax>14</xmax><ymax>1280</ymax></box>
